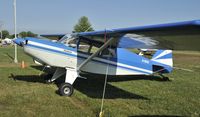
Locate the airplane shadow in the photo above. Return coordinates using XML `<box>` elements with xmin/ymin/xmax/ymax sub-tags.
<box><xmin>10</xmin><ymin>65</ymin><xmax>169</xmax><ymax>99</ymax></box>
<box><xmin>73</xmin><ymin>77</ymin><xmax>148</xmax><ymax>99</ymax></box>
<box><xmin>10</xmin><ymin>73</ymin><xmax>48</xmax><ymax>83</ymax></box>
<box><xmin>72</xmin><ymin>73</ymin><xmax>169</xmax><ymax>99</ymax></box>
<box><xmin>10</xmin><ymin>73</ymin><xmax>148</xmax><ymax>100</ymax></box>
<box><xmin>108</xmin><ymin>75</ymin><xmax>170</xmax><ymax>82</ymax></box>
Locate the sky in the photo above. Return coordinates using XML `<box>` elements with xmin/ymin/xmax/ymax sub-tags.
<box><xmin>0</xmin><ymin>0</ymin><xmax>200</xmax><ymax>34</ymax></box>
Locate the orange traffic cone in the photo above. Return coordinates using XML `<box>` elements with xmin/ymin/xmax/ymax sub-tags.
<box><xmin>21</xmin><ymin>61</ymin><xmax>26</xmax><ymax>68</ymax></box>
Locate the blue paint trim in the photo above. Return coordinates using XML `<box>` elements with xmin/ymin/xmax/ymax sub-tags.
<box><xmin>152</xmin><ymin>50</ymin><xmax>164</xmax><ymax>59</ymax></box>
<box><xmin>116</xmin><ymin>48</ymin><xmax>152</xmax><ymax>70</ymax></box>
<box><xmin>152</xmin><ymin>50</ymin><xmax>172</xmax><ymax>60</ymax></box>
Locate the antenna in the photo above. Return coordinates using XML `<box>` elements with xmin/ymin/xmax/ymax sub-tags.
<box><xmin>13</xmin><ymin>0</ymin><xmax>18</xmax><ymax>63</ymax></box>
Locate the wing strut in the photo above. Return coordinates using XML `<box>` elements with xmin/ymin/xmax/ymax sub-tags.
<box><xmin>77</xmin><ymin>37</ymin><xmax>114</xmax><ymax>71</ymax></box>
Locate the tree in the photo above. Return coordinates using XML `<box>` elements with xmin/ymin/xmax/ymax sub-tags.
<box><xmin>19</xmin><ymin>31</ymin><xmax>37</xmax><ymax>38</ymax></box>
<box><xmin>73</xmin><ymin>16</ymin><xmax>94</xmax><ymax>33</ymax></box>
<box><xmin>8</xmin><ymin>34</ymin><xmax>15</xmax><ymax>39</ymax></box>
<box><xmin>19</xmin><ymin>31</ymin><xmax>27</xmax><ymax>38</ymax></box>
<box><xmin>2</xmin><ymin>30</ymin><xmax>10</xmax><ymax>39</ymax></box>
<box><xmin>27</xmin><ymin>31</ymin><xmax>37</xmax><ymax>37</ymax></box>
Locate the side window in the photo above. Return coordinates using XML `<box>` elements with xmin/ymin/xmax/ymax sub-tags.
<box><xmin>78</xmin><ymin>42</ymin><xmax>91</xmax><ymax>53</ymax></box>
<box><xmin>77</xmin><ymin>38</ymin><xmax>116</xmax><ymax>57</ymax></box>
<box><xmin>67</xmin><ymin>39</ymin><xmax>77</xmax><ymax>48</ymax></box>
<box><xmin>78</xmin><ymin>42</ymin><xmax>101</xmax><ymax>54</ymax></box>
<box><xmin>99</xmin><ymin>48</ymin><xmax>116</xmax><ymax>58</ymax></box>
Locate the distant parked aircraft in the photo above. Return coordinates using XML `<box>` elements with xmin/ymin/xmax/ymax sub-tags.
<box><xmin>1</xmin><ymin>38</ymin><xmax>13</xmax><ymax>45</ymax></box>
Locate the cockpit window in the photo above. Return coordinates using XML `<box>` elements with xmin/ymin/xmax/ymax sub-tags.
<box><xmin>99</xmin><ymin>48</ymin><xmax>116</xmax><ymax>58</ymax></box>
<box><xmin>58</xmin><ymin>34</ymin><xmax>77</xmax><ymax>48</ymax></box>
<box><xmin>58</xmin><ymin>34</ymin><xmax>116</xmax><ymax>57</ymax></box>
<box><xmin>58</xmin><ymin>35</ymin><xmax>69</xmax><ymax>43</ymax></box>
<box><xmin>78</xmin><ymin>42</ymin><xmax>91</xmax><ymax>53</ymax></box>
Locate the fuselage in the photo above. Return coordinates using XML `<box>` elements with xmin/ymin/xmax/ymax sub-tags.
<box><xmin>14</xmin><ymin>37</ymin><xmax>172</xmax><ymax>75</ymax></box>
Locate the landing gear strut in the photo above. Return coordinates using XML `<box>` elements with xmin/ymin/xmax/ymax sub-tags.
<box><xmin>58</xmin><ymin>68</ymin><xmax>78</xmax><ymax>96</ymax></box>
<box><xmin>46</xmin><ymin>67</ymin><xmax>78</xmax><ymax>96</ymax></box>
<box><xmin>45</xmin><ymin>68</ymin><xmax>66</xmax><ymax>83</ymax></box>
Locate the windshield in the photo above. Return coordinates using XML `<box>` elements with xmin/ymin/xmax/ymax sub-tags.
<box><xmin>58</xmin><ymin>34</ymin><xmax>71</xmax><ymax>43</ymax></box>
<box><xmin>58</xmin><ymin>34</ymin><xmax>77</xmax><ymax>48</ymax></box>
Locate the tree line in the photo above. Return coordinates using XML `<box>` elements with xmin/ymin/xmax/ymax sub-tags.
<box><xmin>0</xmin><ymin>30</ymin><xmax>37</xmax><ymax>39</ymax></box>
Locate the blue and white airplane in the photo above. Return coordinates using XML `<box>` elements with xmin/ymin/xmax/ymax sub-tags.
<box><xmin>14</xmin><ymin>20</ymin><xmax>200</xmax><ymax>96</ymax></box>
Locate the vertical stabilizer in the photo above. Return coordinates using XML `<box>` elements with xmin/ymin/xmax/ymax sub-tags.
<box><xmin>151</xmin><ymin>50</ymin><xmax>173</xmax><ymax>72</ymax></box>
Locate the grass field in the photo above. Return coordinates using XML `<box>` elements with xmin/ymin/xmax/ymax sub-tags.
<box><xmin>0</xmin><ymin>46</ymin><xmax>200</xmax><ymax>117</ymax></box>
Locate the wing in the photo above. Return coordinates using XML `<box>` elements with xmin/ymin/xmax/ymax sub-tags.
<box><xmin>40</xmin><ymin>34</ymin><xmax>65</xmax><ymax>40</ymax></box>
<box><xmin>78</xmin><ymin>20</ymin><xmax>200</xmax><ymax>50</ymax></box>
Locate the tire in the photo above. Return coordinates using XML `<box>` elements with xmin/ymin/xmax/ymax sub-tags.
<box><xmin>59</xmin><ymin>83</ymin><xmax>74</xmax><ymax>96</ymax></box>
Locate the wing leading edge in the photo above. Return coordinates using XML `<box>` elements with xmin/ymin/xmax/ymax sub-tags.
<box><xmin>78</xmin><ymin>20</ymin><xmax>200</xmax><ymax>50</ymax></box>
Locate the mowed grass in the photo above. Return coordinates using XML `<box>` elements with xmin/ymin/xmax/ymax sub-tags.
<box><xmin>0</xmin><ymin>46</ymin><xmax>200</xmax><ymax>117</ymax></box>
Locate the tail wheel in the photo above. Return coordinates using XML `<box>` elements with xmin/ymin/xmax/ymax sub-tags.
<box><xmin>163</xmin><ymin>77</ymin><xmax>170</xmax><ymax>81</ymax></box>
<box><xmin>59</xmin><ymin>83</ymin><xmax>74</xmax><ymax>96</ymax></box>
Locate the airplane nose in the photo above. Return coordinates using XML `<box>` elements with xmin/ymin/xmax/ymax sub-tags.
<box><xmin>13</xmin><ymin>38</ymin><xmax>24</xmax><ymax>46</ymax></box>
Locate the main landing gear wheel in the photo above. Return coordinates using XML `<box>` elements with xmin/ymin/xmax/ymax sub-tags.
<box><xmin>59</xmin><ymin>83</ymin><xmax>74</xmax><ymax>96</ymax></box>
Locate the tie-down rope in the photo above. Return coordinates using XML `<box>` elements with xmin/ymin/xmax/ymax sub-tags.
<box><xmin>99</xmin><ymin>29</ymin><xmax>111</xmax><ymax>117</ymax></box>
